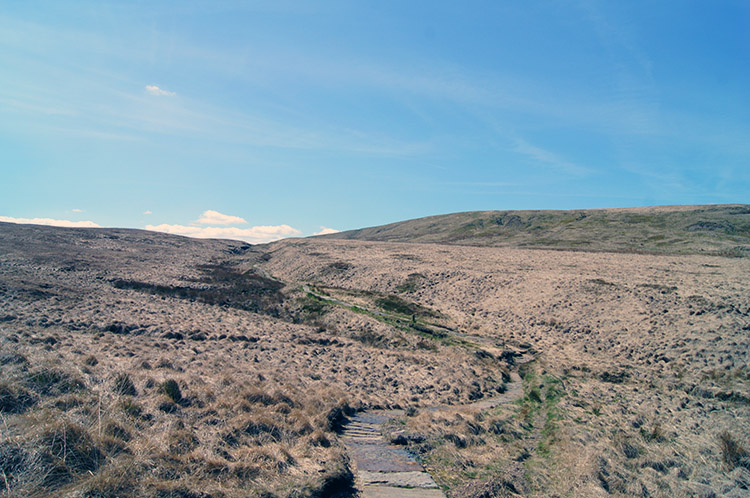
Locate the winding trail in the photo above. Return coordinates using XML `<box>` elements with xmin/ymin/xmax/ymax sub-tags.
<box><xmin>295</xmin><ymin>281</ymin><xmax>530</xmax><ymax>496</ymax></box>
<box><xmin>266</xmin><ymin>275</ymin><xmax>530</xmax><ymax>496</ymax></box>
<box><xmin>342</xmin><ymin>372</ymin><xmax>524</xmax><ymax>497</ymax></box>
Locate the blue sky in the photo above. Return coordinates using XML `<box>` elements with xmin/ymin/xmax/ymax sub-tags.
<box><xmin>1</xmin><ymin>1</ymin><xmax>748</xmax><ymax>242</ymax></box>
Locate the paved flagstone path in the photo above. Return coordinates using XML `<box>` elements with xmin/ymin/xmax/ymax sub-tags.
<box><xmin>342</xmin><ymin>372</ymin><xmax>523</xmax><ymax>497</ymax></box>
<box><xmin>342</xmin><ymin>410</ymin><xmax>445</xmax><ymax>497</ymax></box>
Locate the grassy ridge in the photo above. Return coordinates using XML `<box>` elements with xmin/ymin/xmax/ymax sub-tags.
<box><xmin>322</xmin><ymin>204</ymin><xmax>750</xmax><ymax>256</ymax></box>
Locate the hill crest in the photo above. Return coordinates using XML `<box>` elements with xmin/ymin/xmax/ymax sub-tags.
<box><xmin>320</xmin><ymin>204</ymin><xmax>750</xmax><ymax>256</ymax></box>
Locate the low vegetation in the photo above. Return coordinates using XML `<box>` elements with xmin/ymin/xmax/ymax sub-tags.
<box><xmin>719</xmin><ymin>431</ymin><xmax>749</xmax><ymax>471</ymax></box>
<box><xmin>0</xmin><ymin>350</ymin><xmax>356</xmax><ymax>498</ymax></box>
<box><xmin>111</xmin><ymin>264</ymin><xmax>285</xmax><ymax>317</ymax></box>
<box><xmin>322</xmin><ymin>204</ymin><xmax>750</xmax><ymax>256</ymax></box>
<box><xmin>2</xmin><ymin>212</ymin><xmax>749</xmax><ymax>496</ymax></box>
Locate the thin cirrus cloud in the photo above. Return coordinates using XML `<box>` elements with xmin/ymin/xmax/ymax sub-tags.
<box><xmin>512</xmin><ymin>137</ymin><xmax>590</xmax><ymax>177</ymax></box>
<box><xmin>145</xmin><ymin>223</ymin><xmax>301</xmax><ymax>244</ymax></box>
<box><xmin>145</xmin><ymin>85</ymin><xmax>176</xmax><ymax>97</ymax></box>
<box><xmin>196</xmin><ymin>210</ymin><xmax>247</xmax><ymax>225</ymax></box>
<box><xmin>0</xmin><ymin>216</ymin><xmax>100</xmax><ymax>228</ymax></box>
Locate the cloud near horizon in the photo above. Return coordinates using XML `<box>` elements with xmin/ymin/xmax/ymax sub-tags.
<box><xmin>145</xmin><ymin>223</ymin><xmax>301</xmax><ymax>244</ymax></box>
<box><xmin>314</xmin><ymin>226</ymin><xmax>340</xmax><ymax>235</ymax></box>
<box><xmin>0</xmin><ymin>216</ymin><xmax>101</xmax><ymax>228</ymax></box>
<box><xmin>145</xmin><ymin>85</ymin><xmax>176</xmax><ymax>97</ymax></box>
<box><xmin>196</xmin><ymin>210</ymin><xmax>247</xmax><ymax>225</ymax></box>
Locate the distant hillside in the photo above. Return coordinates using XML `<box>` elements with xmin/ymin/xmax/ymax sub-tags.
<box><xmin>321</xmin><ymin>204</ymin><xmax>750</xmax><ymax>256</ymax></box>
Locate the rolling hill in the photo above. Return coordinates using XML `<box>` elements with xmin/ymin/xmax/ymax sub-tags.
<box><xmin>322</xmin><ymin>204</ymin><xmax>750</xmax><ymax>256</ymax></box>
<box><xmin>2</xmin><ymin>208</ymin><xmax>750</xmax><ymax>497</ymax></box>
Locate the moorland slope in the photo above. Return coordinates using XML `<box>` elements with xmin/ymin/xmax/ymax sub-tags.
<box><xmin>2</xmin><ymin>213</ymin><xmax>749</xmax><ymax>497</ymax></box>
<box><xmin>0</xmin><ymin>222</ymin><xmax>508</xmax><ymax>498</ymax></box>
<box><xmin>263</xmin><ymin>236</ymin><xmax>750</xmax><ymax>496</ymax></box>
<box><xmin>322</xmin><ymin>204</ymin><xmax>750</xmax><ymax>256</ymax></box>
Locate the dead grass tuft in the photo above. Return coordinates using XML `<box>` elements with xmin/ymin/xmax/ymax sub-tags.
<box><xmin>112</xmin><ymin>373</ymin><xmax>137</xmax><ymax>396</ymax></box>
<box><xmin>159</xmin><ymin>379</ymin><xmax>182</xmax><ymax>403</ymax></box>
<box><xmin>83</xmin><ymin>354</ymin><xmax>99</xmax><ymax>366</ymax></box>
<box><xmin>27</xmin><ymin>367</ymin><xmax>84</xmax><ymax>396</ymax></box>
<box><xmin>640</xmin><ymin>422</ymin><xmax>666</xmax><ymax>443</ymax></box>
<box><xmin>719</xmin><ymin>431</ymin><xmax>750</xmax><ymax>470</ymax></box>
<box><xmin>167</xmin><ymin>427</ymin><xmax>199</xmax><ymax>454</ymax></box>
<box><xmin>0</xmin><ymin>382</ymin><xmax>37</xmax><ymax>414</ymax></box>
<box><xmin>36</xmin><ymin>417</ymin><xmax>104</xmax><ymax>486</ymax></box>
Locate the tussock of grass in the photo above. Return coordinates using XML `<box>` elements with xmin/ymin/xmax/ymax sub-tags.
<box><xmin>27</xmin><ymin>367</ymin><xmax>84</xmax><ymax>396</ymax></box>
<box><xmin>0</xmin><ymin>354</ymin><xmax>356</xmax><ymax>498</ymax></box>
<box><xmin>159</xmin><ymin>379</ymin><xmax>182</xmax><ymax>403</ymax></box>
<box><xmin>0</xmin><ymin>382</ymin><xmax>37</xmax><ymax>413</ymax></box>
<box><xmin>719</xmin><ymin>431</ymin><xmax>749</xmax><ymax>470</ymax></box>
<box><xmin>113</xmin><ymin>373</ymin><xmax>137</xmax><ymax>396</ymax></box>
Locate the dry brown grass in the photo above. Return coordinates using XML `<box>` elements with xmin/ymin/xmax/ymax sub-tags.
<box><xmin>0</xmin><ymin>344</ymin><xmax>359</xmax><ymax>497</ymax></box>
<box><xmin>2</xmin><ymin>224</ymin><xmax>749</xmax><ymax>496</ymax></box>
<box><xmin>259</xmin><ymin>239</ymin><xmax>750</xmax><ymax>496</ymax></box>
<box><xmin>718</xmin><ymin>431</ymin><xmax>749</xmax><ymax>471</ymax></box>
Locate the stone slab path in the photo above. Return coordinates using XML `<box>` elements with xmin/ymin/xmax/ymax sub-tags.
<box><xmin>298</xmin><ymin>280</ymin><xmax>528</xmax><ymax>496</ymax></box>
<box><xmin>342</xmin><ymin>372</ymin><xmax>524</xmax><ymax>497</ymax></box>
<box><xmin>342</xmin><ymin>410</ymin><xmax>445</xmax><ymax>497</ymax></box>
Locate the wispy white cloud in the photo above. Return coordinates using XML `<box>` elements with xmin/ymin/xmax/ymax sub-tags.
<box><xmin>196</xmin><ymin>210</ymin><xmax>247</xmax><ymax>225</ymax></box>
<box><xmin>447</xmin><ymin>181</ymin><xmax>519</xmax><ymax>188</ymax></box>
<box><xmin>143</xmin><ymin>210</ymin><xmax>152</xmax><ymax>215</ymax></box>
<box><xmin>0</xmin><ymin>216</ymin><xmax>100</xmax><ymax>228</ymax></box>
<box><xmin>72</xmin><ymin>208</ymin><xmax>84</xmax><ymax>213</ymax></box>
<box><xmin>512</xmin><ymin>138</ymin><xmax>590</xmax><ymax>176</ymax></box>
<box><xmin>145</xmin><ymin>223</ymin><xmax>300</xmax><ymax>244</ymax></box>
<box><xmin>314</xmin><ymin>226</ymin><xmax>340</xmax><ymax>235</ymax></box>
<box><xmin>145</xmin><ymin>85</ymin><xmax>176</xmax><ymax>97</ymax></box>
<box><xmin>0</xmin><ymin>18</ymin><xmax>430</xmax><ymax>156</ymax></box>
<box><xmin>1</xmin><ymin>96</ymin><xmax>76</xmax><ymax>117</ymax></box>
<box><xmin>0</xmin><ymin>9</ymin><xmax>730</xmax><ymax>160</ymax></box>
<box><xmin>574</xmin><ymin>0</ymin><xmax>659</xmax><ymax>137</ymax></box>
<box><xmin>577</xmin><ymin>0</ymin><xmax>652</xmax><ymax>74</ymax></box>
